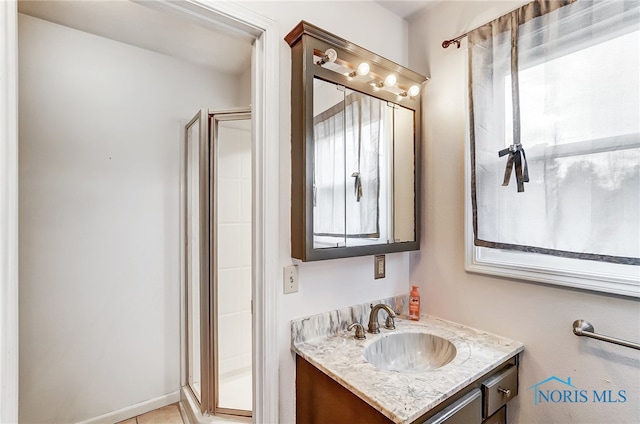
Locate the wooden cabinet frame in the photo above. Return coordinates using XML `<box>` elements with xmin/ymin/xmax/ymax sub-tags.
<box><xmin>286</xmin><ymin>21</ymin><xmax>428</xmax><ymax>261</ymax></box>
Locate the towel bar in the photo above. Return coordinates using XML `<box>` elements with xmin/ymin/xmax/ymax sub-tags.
<box><xmin>573</xmin><ymin>320</ymin><xmax>640</xmax><ymax>351</ymax></box>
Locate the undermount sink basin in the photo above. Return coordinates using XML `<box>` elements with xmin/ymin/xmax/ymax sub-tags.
<box><xmin>363</xmin><ymin>332</ymin><xmax>457</xmax><ymax>372</ymax></box>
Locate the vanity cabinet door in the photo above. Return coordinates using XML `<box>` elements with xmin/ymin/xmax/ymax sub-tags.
<box><xmin>483</xmin><ymin>406</ymin><xmax>506</xmax><ymax>424</ymax></box>
<box><xmin>420</xmin><ymin>389</ymin><xmax>482</xmax><ymax>424</ymax></box>
<box><xmin>296</xmin><ymin>356</ymin><xmax>393</xmax><ymax>424</ymax></box>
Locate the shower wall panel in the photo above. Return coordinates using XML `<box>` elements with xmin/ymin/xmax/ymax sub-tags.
<box><xmin>217</xmin><ymin>124</ymin><xmax>253</xmax><ymax>377</ymax></box>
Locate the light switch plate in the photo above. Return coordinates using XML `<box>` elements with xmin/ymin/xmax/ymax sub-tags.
<box><xmin>374</xmin><ymin>255</ymin><xmax>385</xmax><ymax>279</ymax></box>
<box><xmin>283</xmin><ymin>265</ymin><xmax>299</xmax><ymax>294</ymax></box>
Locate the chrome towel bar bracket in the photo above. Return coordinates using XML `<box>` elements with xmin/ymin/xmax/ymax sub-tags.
<box><xmin>572</xmin><ymin>320</ymin><xmax>640</xmax><ymax>351</ymax></box>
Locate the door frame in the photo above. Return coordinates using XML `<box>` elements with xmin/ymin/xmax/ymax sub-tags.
<box><xmin>0</xmin><ymin>1</ymin><xmax>19</xmax><ymax>422</ymax></box>
<box><xmin>0</xmin><ymin>1</ymin><xmax>280</xmax><ymax>422</ymax></box>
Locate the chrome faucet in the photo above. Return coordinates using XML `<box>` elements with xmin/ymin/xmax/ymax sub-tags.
<box><xmin>368</xmin><ymin>303</ymin><xmax>396</xmax><ymax>334</ymax></box>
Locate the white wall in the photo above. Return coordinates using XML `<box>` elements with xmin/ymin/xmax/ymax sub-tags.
<box><xmin>408</xmin><ymin>2</ymin><xmax>640</xmax><ymax>423</ymax></box>
<box><xmin>18</xmin><ymin>13</ymin><xmax>245</xmax><ymax>423</ymax></box>
<box><xmin>240</xmin><ymin>2</ymin><xmax>412</xmax><ymax>422</ymax></box>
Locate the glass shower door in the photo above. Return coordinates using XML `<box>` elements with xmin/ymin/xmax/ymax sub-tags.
<box><xmin>185</xmin><ymin>110</ymin><xmax>209</xmax><ymax>407</ymax></box>
<box><xmin>214</xmin><ymin>115</ymin><xmax>253</xmax><ymax>416</ymax></box>
<box><xmin>184</xmin><ymin>109</ymin><xmax>253</xmax><ymax>418</ymax></box>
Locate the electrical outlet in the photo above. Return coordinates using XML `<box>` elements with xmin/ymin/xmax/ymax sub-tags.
<box><xmin>283</xmin><ymin>265</ymin><xmax>299</xmax><ymax>294</ymax></box>
<box><xmin>374</xmin><ymin>255</ymin><xmax>385</xmax><ymax>279</ymax></box>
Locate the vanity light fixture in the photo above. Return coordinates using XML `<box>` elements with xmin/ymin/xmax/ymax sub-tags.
<box><xmin>316</xmin><ymin>48</ymin><xmax>337</xmax><ymax>65</ymax></box>
<box><xmin>400</xmin><ymin>85</ymin><xmax>421</xmax><ymax>98</ymax></box>
<box><xmin>313</xmin><ymin>49</ymin><xmax>418</xmax><ymax>103</ymax></box>
<box><xmin>408</xmin><ymin>85</ymin><xmax>420</xmax><ymax>97</ymax></box>
<box><xmin>384</xmin><ymin>74</ymin><xmax>397</xmax><ymax>88</ymax></box>
<box><xmin>349</xmin><ymin>62</ymin><xmax>370</xmax><ymax>77</ymax></box>
<box><xmin>309</xmin><ymin>29</ymin><xmax>422</xmax><ymax>104</ymax></box>
<box><xmin>357</xmin><ymin>62</ymin><xmax>370</xmax><ymax>76</ymax></box>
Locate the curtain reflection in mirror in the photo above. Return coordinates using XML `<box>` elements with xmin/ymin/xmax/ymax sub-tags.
<box><xmin>313</xmin><ymin>81</ymin><xmax>386</xmax><ymax>247</ymax></box>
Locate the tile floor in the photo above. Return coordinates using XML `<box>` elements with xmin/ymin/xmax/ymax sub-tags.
<box><xmin>117</xmin><ymin>404</ymin><xmax>184</xmax><ymax>424</ymax></box>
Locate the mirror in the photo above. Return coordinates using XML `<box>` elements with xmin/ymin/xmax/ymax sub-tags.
<box><xmin>286</xmin><ymin>21</ymin><xmax>427</xmax><ymax>261</ymax></box>
<box><xmin>312</xmin><ymin>78</ymin><xmax>415</xmax><ymax>249</ymax></box>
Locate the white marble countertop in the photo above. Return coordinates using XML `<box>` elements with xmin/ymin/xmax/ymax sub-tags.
<box><xmin>292</xmin><ymin>314</ymin><xmax>524</xmax><ymax>424</ymax></box>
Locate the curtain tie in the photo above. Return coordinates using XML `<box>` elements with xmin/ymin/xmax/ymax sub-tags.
<box><xmin>498</xmin><ymin>144</ymin><xmax>529</xmax><ymax>192</ymax></box>
<box><xmin>351</xmin><ymin>172</ymin><xmax>363</xmax><ymax>201</ymax></box>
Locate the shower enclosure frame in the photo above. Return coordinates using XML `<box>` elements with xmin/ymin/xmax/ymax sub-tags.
<box><xmin>184</xmin><ymin>108</ymin><xmax>253</xmax><ymax>419</ymax></box>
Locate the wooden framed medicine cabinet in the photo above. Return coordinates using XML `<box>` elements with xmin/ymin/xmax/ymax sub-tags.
<box><xmin>285</xmin><ymin>21</ymin><xmax>427</xmax><ymax>261</ymax></box>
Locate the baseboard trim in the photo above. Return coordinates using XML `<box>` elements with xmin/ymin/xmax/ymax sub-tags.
<box><xmin>76</xmin><ymin>391</ymin><xmax>180</xmax><ymax>424</ymax></box>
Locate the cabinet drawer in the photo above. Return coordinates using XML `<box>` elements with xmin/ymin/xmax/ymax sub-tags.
<box><xmin>482</xmin><ymin>365</ymin><xmax>517</xmax><ymax>417</ymax></box>
<box><xmin>421</xmin><ymin>388</ymin><xmax>482</xmax><ymax>424</ymax></box>
<box><xmin>483</xmin><ymin>406</ymin><xmax>506</xmax><ymax>424</ymax></box>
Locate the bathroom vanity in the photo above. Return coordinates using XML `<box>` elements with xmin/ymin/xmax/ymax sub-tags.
<box><xmin>291</xmin><ymin>298</ymin><xmax>524</xmax><ymax>424</ymax></box>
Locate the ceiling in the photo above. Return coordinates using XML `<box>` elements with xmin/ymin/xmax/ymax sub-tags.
<box><xmin>375</xmin><ymin>0</ymin><xmax>441</xmax><ymax>19</ymax></box>
<box><xmin>17</xmin><ymin>0</ymin><xmax>253</xmax><ymax>76</ymax></box>
<box><xmin>17</xmin><ymin>0</ymin><xmax>441</xmax><ymax>75</ymax></box>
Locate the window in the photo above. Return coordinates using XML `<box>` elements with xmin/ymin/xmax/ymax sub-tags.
<box><xmin>466</xmin><ymin>0</ymin><xmax>639</xmax><ymax>297</ymax></box>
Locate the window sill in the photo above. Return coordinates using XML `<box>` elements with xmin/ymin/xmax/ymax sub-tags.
<box><xmin>465</xmin><ymin>244</ymin><xmax>640</xmax><ymax>298</ymax></box>
<box><xmin>463</xmin><ymin>157</ymin><xmax>639</xmax><ymax>297</ymax></box>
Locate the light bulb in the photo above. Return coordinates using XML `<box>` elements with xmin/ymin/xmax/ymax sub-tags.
<box><xmin>324</xmin><ymin>48</ymin><xmax>337</xmax><ymax>63</ymax></box>
<box><xmin>384</xmin><ymin>74</ymin><xmax>397</xmax><ymax>87</ymax></box>
<box><xmin>408</xmin><ymin>85</ymin><xmax>420</xmax><ymax>97</ymax></box>
<box><xmin>356</xmin><ymin>62</ymin><xmax>370</xmax><ymax>76</ymax></box>
<box><xmin>317</xmin><ymin>48</ymin><xmax>337</xmax><ymax>65</ymax></box>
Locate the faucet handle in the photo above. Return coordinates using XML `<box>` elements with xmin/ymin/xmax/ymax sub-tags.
<box><xmin>348</xmin><ymin>323</ymin><xmax>366</xmax><ymax>340</ymax></box>
<box><xmin>385</xmin><ymin>315</ymin><xmax>395</xmax><ymax>330</ymax></box>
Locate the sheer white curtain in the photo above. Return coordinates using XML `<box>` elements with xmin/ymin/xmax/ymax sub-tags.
<box><xmin>469</xmin><ymin>0</ymin><xmax>640</xmax><ymax>264</ymax></box>
<box><xmin>313</xmin><ymin>98</ymin><xmax>346</xmax><ymax>239</ymax></box>
<box><xmin>344</xmin><ymin>91</ymin><xmax>382</xmax><ymax>237</ymax></box>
